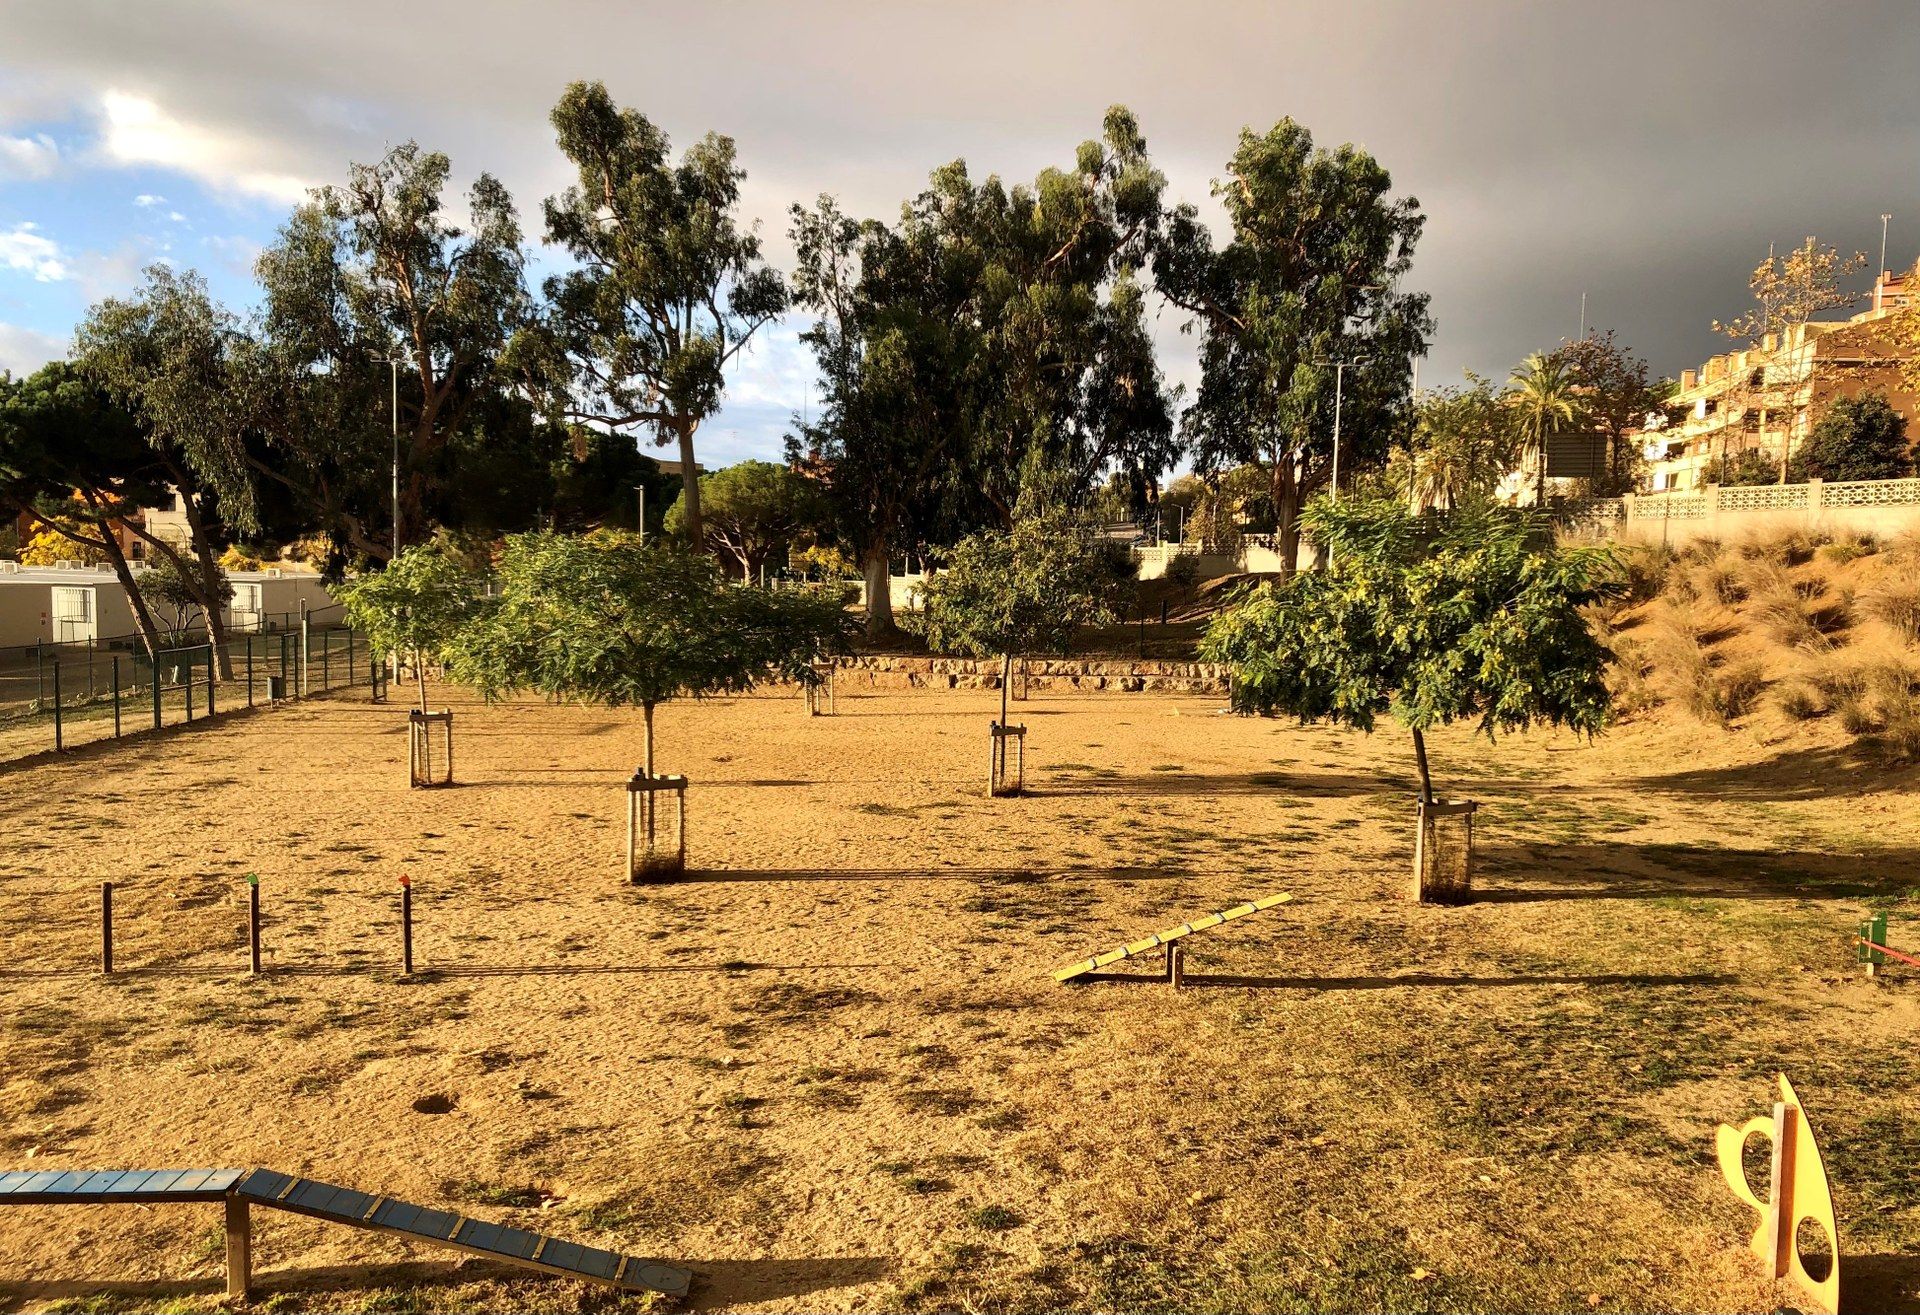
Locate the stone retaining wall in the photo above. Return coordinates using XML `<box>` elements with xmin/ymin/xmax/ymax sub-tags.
<box><xmin>836</xmin><ymin>655</ymin><xmax>1229</xmax><ymax>694</ymax></box>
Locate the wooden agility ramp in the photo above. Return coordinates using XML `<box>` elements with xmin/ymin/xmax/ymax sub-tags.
<box><xmin>1051</xmin><ymin>892</ymin><xmax>1293</xmax><ymax>984</ymax></box>
<box><xmin>0</xmin><ymin>1166</ymin><xmax>691</xmax><ymax>1301</ymax></box>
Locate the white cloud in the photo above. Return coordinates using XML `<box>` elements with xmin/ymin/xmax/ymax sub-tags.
<box><xmin>0</xmin><ymin>322</ymin><xmax>68</xmax><ymax>376</ymax></box>
<box><xmin>0</xmin><ymin>223</ymin><xmax>68</xmax><ymax>281</ymax></box>
<box><xmin>0</xmin><ymin>133</ymin><xmax>59</xmax><ymax>180</ymax></box>
<box><xmin>133</xmin><ymin>192</ymin><xmax>166</xmax><ymax>207</ymax></box>
<box><xmin>99</xmin><ymin>90</ymin><xmax>310</xmax><ymax>203</ymax></box>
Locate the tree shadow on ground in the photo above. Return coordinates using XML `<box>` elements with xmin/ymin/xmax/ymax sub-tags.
<box><xmin>1846</xmin><ymin>1253</ymin><xmax>1920</xmax><ymax>1314</ymax></box>
<box><xmin>1632</xmin><ymin>740</ymin><xmax>1920</xmax><ymax>802</ymax></box>
<box><xmin>1034</xmin><ymin>770</ymin><xmax>1401</xmax><ymax>797</ymax></box>
<box><xmin>0</xmin><ymin>1254</ymin><xmax>891</xmax><ymax>1311</ymax></box>
<box><xmin>683</xmin><ymin>865</ymin><xmax>1191</xmax><ymax>883</ymax></box>
<box><xmin>1475</xmin><ymin>840</ymin><xmax>1920</xmax><ymax>903</ymax></box>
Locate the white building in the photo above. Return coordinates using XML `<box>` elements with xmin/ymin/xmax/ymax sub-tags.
<box><xmin>0</xmin><ymin>562</ymin><xmax>337</xmax><ymax>649</ymax></box>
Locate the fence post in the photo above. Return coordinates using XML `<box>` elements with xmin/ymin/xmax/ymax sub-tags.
<box><xmin>152</xmin><ymin>652</ymin><xmax>162</xmax><ymax>729</ymax></box>
<box><xmin>400</xmin><ymin>875</ymin><xmax>414</xmax><ymax>975</ymax></box>
<box><xmin>205</xmin><ymin>644</ymin><xmax>215</xmax><ymax>717</ymax></box>
<box><xmin>299</xmin><ymin>603</ymin><xmax>310</xmax><ymax>697</ymax></box>
<box><xmin>246</xmin><ymin>874</ymin><xmax>261</xmax><ymax>974</ymax></box>
<box><xmin>34</xmin><ymin>640</ymin><xmax>44</xmax><ymax>708</ymax></box>
<box><xmin>112</xmin><ymin>655</ymin><xmax>122</xmax><ymax>739</ymax></box>
<box><xmin>185</xmin><ymin>650</ymin><xmax>195</xmax><ymax>723</ymax></box>
<box><xmin>323</xmin><ymin>628</ymin><xmax>331</xmax><ymax>689</ymax></box>
<box><xmin>51</xmin><ymin>657</ymin><xmax>63</xmax><ymax>752</ymax></box>
<box><xmin>1808</xmin><ymin>477</ymin><xmax>1824</xmax><ymax>511</ymax></box>
<box><xmin>246</xmin><ymin>634</ymin><xmax>254</xmax><ymax>709</ymax></box>
<box><xmin>86</xmin><ymin>636</ymin><xmax>95</xmax><ymax>702</ymax></box>
<box><xmin>347</xmin><ymin>631</ymin><xmax>355</xmax><ymax>688</ymax></box>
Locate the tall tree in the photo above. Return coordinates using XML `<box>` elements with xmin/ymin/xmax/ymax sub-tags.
<box><xmin>1548</xmin><ymin>331</ymin><xmax>1661</xmax><ymax>495</ymax></box>
<box><xmin>75</xmin><ymin>266</ymin><xmax>258</xmax><ymax>676</ymax></box>
<box><xmin>1154</xmin><ymin>118</ymin><xmax>1432</xmax><ymax>574</ymax></box>
<box><xmin>256</xmin><ymin>141</ymin><xmax>528</xmax><ymax>562</ymax></box>
<box><xmin>0</xmin><ymin>362</ymin><xmax>170</xmax><ymax>657</ymax></box>
<box><xmin>526</xmin><ymin>81</ymin><xmax>788</xmax><ymax>546</ymax></box>
<box><xmin>1798</xmin><ymin>393</ymin><xmax>1913</xmax><ymax>481</ymax></box>
<box><xmin>1507</xmin><ymin>352</ymin><xmax>1583</xmax><ymax>506</ymax></box>
<box><xmin>1712</xmin><ymin>236</ymin><xmax>1869</xmax><ymax>483</ymax></box>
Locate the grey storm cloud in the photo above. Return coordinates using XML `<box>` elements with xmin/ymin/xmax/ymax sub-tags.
<box><xmin>5</xmin><ymin>0</ymin><xmax>1919</xmax><ymax>397</ymax></box>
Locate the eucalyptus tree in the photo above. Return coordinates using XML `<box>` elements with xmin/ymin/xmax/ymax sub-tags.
<box><xmin>74</xmin><ymin>266</ymin><xmax>258</xmax><ymax>675</ymax></box>
<box><xmin>663</xmin><ymin>459</ymin><xmax>826</xmax><ymax>582</ymax></box>
<box><xmin>523</xmin><ymin>81</ymin><xmax>788</xmax><ymax>545</ymax></box>
<box><xmin>1154</xmin><ymin>118</ymin><xmax>1432</xmax><ymax>574</ymax></box>
<box><xmin>1201</xmin><ymin>497</ymin><xmax>1618</xmax><ymax>806</ymax></box>
<box><xmin>255</xmin><ymin>141</ymin><xmax>528</xmax><ymax>561</ymax></box>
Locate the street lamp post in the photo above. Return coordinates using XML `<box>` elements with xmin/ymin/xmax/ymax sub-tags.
<box><xmin>389</xmin><ymin>359</ymin><xmax>400</xmax><ymax>561</ymax></box>
<box><xmin>1881</xmin><ymin>213</ymin><xmax>1893</xmax><ymax>279</ymax></box>
<box><xmin>1312</xmin><ymin>358</ymin><xmax>1367</xmax><ymax>503</ymax></box>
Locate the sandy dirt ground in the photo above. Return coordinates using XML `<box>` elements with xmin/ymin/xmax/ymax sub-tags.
<box><xmin>0</xmin><ymin>681</ymin><xmax>1915</xmax><ymax>1313</ymax></box>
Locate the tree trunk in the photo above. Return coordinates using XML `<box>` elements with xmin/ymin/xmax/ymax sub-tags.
<box><xmin>1534</xmin><ymin>430</ymin><xmax>1548</xmax><ymax>508</ymax></box>
<box><xmin>862</xmin><ymin>544</ymin><xmax>895</xmax><ymax>637</ymax></box>
<box><xmin>674</xmin><ymin>418</ymin><xmax>703</xmax><ymax>546</ymax></box>
<box><xmin>1272</xmin><ymin>461</ymin><xmax>1303</xmax><ymax>577</ymax></box>
<box><xmin>175</xmin><ymin>489</ymin><xmax>236</xmax><ymax>679</ymax></box>
<box><xmin>99</xmin><ymin>533</ymin><xmax>164</xmax><ymax>662</ymax></box>
<box><xmin>1411</xmin><ymin>726</ymin><xmax>1435</xmax><ymax>804</ymax></box>
<box><xmin>1000</xmin><ymin>652</ymin><xmax>1012</xmax><ymax>725</ymax></box>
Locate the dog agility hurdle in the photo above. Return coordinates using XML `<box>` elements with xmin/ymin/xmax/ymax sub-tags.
<box><xmin>0</xmin><ymin>1166</ymin><xmax>691</xmax><ymax>1301</ymax></box>
<box><xmin>1051</xmin><ymin>893</ymin><xmax>1294</xmax><ymax>987</ymax></box>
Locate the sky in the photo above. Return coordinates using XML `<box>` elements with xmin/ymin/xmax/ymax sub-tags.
<box><xmin>1</xmin><ymin>0</ymin><xmax>1917</xmax><ymax>468</ymax></box>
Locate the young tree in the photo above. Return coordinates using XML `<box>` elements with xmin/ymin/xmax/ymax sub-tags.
<box><xmin>1797</xmin><ymin>394</ymin><xmax>1913</xmax><ymax>481</ymax></box>
<box><xmin>525</xmin><ymin>81</ymin><xmax>788</xmax><ymax>546</ymax></box>
<box><xmin>74</xmin><ymin>266</ymin><xmax>258</xmax><ymax>676</ymax></box>
<box><xmin>0</xmin><ymin>361</ymin><xmax>172</xmax><ymax>657</ymax></box>
<box><xmin>143</xmin><ymin>554</ymin><xmax>233</xmax><ymax>651</ymax></box>
<box><xmin>917</xmin><ymin>511</ymin><xmax>1129</xmax><ymax>727</ymax></box>
<box><xmin>663</xmin><ymin>459</ymin><xmax>826</xmax><ymax>581</ymax></box>
<box><xmin>339</xmin><ymin>542</ymin><xmax>482</xmax><ymax>711</ymax></box>
<box><xmin>1506</xmin><ymin>352</ymin><xmax>1584</xmax><ymax>506</ymax></box>
<box><xmin>1154</xmin><ymin>118</ymin><xmax>1432</xmax><ymax>574</ymax></box>
<box><xmin>449</xmin><ymin>532</ymin><xmax>846</xmax><ymax>777</ymax></box>
<box><xmin>1201</xmin><ymin>497</ymin><xmax>1618</xmax><ymax>805</ymax></box>
<box><xmin>256</xmin><ymin>142</ymin><xmax>529</xmax><ymax>561</ymax></box>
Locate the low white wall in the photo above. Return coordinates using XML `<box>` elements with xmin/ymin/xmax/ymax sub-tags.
<box><xmin>1581</xmin><ymin>477</ymin><xmax>1920</xmax><ymax>547</ymax></box>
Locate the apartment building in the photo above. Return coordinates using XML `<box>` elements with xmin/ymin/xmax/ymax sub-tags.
<box><xmin>1641</xmin><ymin>271</ymin><xmax>1917</xmax><ymax>492</ymax></box>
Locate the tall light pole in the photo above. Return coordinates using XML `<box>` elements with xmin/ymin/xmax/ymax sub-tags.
<box><xmin>390</xmin><ymin>359</ymin><xmax>400</xmax><ymax>560</ymax></box>
<box><xmin>1881</xmin><ymin>213</ymin><xmax>1893</xmax><ymax>279</ymax></box>
<box><xmin>635</xmin><ymin>484</ymin><xmax>647</xmax><ymax>542</ymax></box>
<box><xmin>1312</xmin><ymin>357</ymin><xmax>1367</xmax><ymax>503</ymax></box>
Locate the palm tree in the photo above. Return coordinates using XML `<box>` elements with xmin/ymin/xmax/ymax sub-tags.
<box><xmin>1507</xmin><ymin>353</ymin><xmax>1583</xmax><ymax>506</ymax></box>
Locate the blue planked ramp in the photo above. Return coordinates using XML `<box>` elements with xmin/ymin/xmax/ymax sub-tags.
<box><xmin>0</xmin><ymin>1166</ymin><xmax>691</xmax><ymax>1299</ymax></box>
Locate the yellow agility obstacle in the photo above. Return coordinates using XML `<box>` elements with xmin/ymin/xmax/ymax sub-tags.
<box><xmin>1051</xmin><ymin>892</ymin><xmax>1293</xmax><ymax>985</ymax></box>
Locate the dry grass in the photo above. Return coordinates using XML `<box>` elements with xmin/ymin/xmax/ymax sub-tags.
<box><xmin>1</xmin><ymin>687</ymin><xmax>1918</xmax><ymax>1314</ymax></box>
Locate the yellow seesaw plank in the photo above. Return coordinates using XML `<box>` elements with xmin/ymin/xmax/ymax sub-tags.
<box><xmin>1050</xmin><ymin>892</ymin><xmax>1294</xmax><ymax>982</ymax></box>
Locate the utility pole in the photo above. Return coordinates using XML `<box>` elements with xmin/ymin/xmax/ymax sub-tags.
<box><xmin>1881</xmin><ymin>213</ymin><xmax>1893</xmax><ymax>279</ymax></box>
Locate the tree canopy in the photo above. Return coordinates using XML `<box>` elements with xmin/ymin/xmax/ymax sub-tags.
<box><xmin>449</xmin><ymin>531</ymin><xmax>847</xmax><ymax>770</ymax></box>
<box><xmin>338</xmin><ymin>540</ymin><xmax>482</xmax><ymax>710</ymax></box>
<box><xmin>1393</xmin><ymin>374</ymin><xmax>1519</xmax><ymax>512</ymax></box>
<box><xmin>1798</xmin><ymin>393</ymin><xmax>1913</xmax><ymax>482</ymax></box>
<box><xmin>523</xmin><ymin>81</ymin><xmax>788</xmax><ymax>546</ymax></box>
<box><xmin>664</xmin><ymin>459</ymin><xmax>826</xmax><ymax>581</ymax></box>
<box><xmin>1154</xmin><ymin>118</ymin><xmax>1431</xmax><ymax>572</ymax></box>
<box><xmin>1201</xmin><ymin>497</ymin><xmax>1619</xmax><ymax>800</ymax></box>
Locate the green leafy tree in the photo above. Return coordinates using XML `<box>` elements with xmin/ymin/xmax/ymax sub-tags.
<box><xmin>1548</xmin><ymin>332</ymin><xmax>1661</xmax><ymax>495</ymax></box>
<box><xmin>256</xmin><ymin>141</ymin><xmax>528</xmax><ymax>562</ymax></box>
<box><xmin>1797</xmin><ymin>393</ymin><xmax>1913</xmax><ymax>482</ymax></box>
<box><xmin>143</xmin><ymin>553</ymin><xmax>233</xmax><ymax>651</ymax></box>
<box><xmin>1703</xmin><ymin>447</ymin><xmax>1782</xmax><ymax>487</ymax></box>
<box><xmin>917</xmin><ymin>511</ymin><xmax>1128</xmax><ymax>725</ymax></box>
<box><xmin>1154</xmin><ymin>118</ymin><xmax>1431</xmax><ymax>574</ymax></box>
<box><xmin>663</xmin><ymin>459</ymin><xmax>826</xmax><ymax>581</ymax></box>
<box><xmin>449</xmin><ymin>532</ymin><xmax>847</xmax><ymax>775</ymax></box>
<box><xmin>1506</xmin><ymin>352</ymin><xmax>1584</xmax><ymax>506</ymax></box>
<box><xmin>74</xmin><ymin>266</ymin><xmax>259</xmax><ymax>676</ymax></box>
<box><xmin>1396</xmin><ymin>373</ymin><xmax>1520</xmax><ymax>511</ymax></box>
<box><xmin>339</xmin><ymin>542</ymin><xmax>482</xmax><ymax>711</ymax></box>
<box><xmin>523</xmin><ymin>81</ymin><xmax>788</xmax><ymax>547</ymax></box>
<box><xmin>1201</xmin><ymin>497</ymin><xmax>1618</xmax><ymax>803</ymax></box>
<box><xmin>0</xmin><ymin>362</ymin><xmax>173</xmax><ymax>656</ymax></box>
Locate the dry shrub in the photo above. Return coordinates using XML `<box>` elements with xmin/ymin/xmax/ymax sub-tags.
<box><xmin>1620</xmin><ymin>543</ymin><xmax>1676</xmax><ymax>604</ymax></box>
<box><xmin>1862</xmin><ymin>557</ymin><xmax>1920</xmax><ymax>643</ymax></box>
<box><xmin>1800</xmin><ymin>646</ymin><xmax>1920</xmax><ymax>758</ymax></box>
<box><xmin>1690</xmin><ymin>555</ymin><xmax>1748</xmax><ymax>607</ymax></box>
<box><xmin>1744</xmin><ymin>561</ymin><xmax>1839</xmax><ymax>650</ymax></box>
<box><xmin>1642</xmin><ymin>606</ymin><xmax>1757</xmax><ymax>723</ymax></box>
<box><xmin>1819</xmin><ymin>532</ymin><xmax>1878</xmax><ymax>565</ymax></box>
<box><xmin>1769</xmin><ymin>679</ymin><xmax>1825</xmax><ymax>721</ymax></box>
<box><xmin>1714</xmin><ymin>661</ymin><xmax>1766</xmax><ymax>722</ymax></box>
<box><xmin>1737</xmin><ymin>527</ymin><xmax>1826</xmax><ymax>566</ymax></box>
<box><xmin>1604</xmin><ymin>633</ymin><xmax>1656</xmax><ymax>718</ymax></box>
